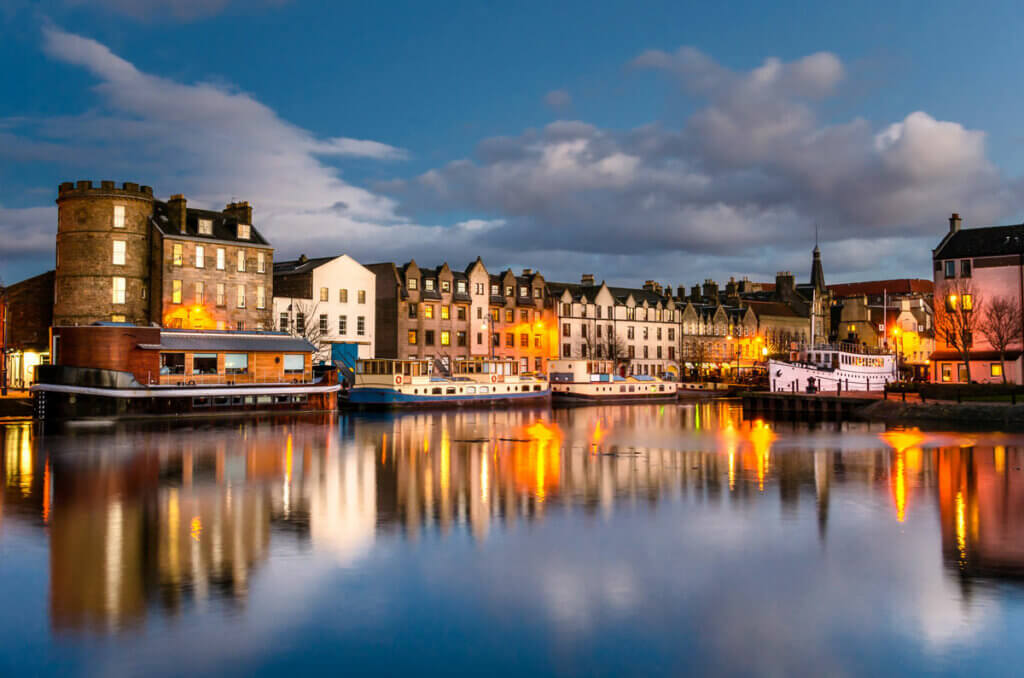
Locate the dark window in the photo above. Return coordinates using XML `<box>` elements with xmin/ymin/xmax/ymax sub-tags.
<box><xmin>160</xmin><ymin>353</ymin><xmax>185</xmax><ymax>375</ymax></box>
<box><xmin>457</xmin><ymin>306</ymin><xmax>467</xmax><ymax>321</ymax></box>
<box><xmin>425</xmin><ymin>330</ymin><xmax>435</xmax><ymax>345</ymax></box>
<box><xmin>193</xmin><ymin>353</ymin><xmax>218</xmax><ymax>375</ymax></box>
<box><xmin>457</xmin><ymin>331</ymin><xmax>467</xmax><ymax>347</ymax></box>
<box><xmin>961</xmin><ymin>259</ymin><xmax>972</xmax><ymax>278</ymax></box>
<box><xmin>520</xmin><ymin>334</ymin><xmax>529</xmax><ymax>347</ymax></box>
<box><xmin>505</xmin><ymin>332</ymin><xmax>514</xmax><ymax>347</ymax></box>
<box><xmin>944</xmin><ymin>261</ymin><xmax>956</xmax><ymax>278</ymax></box>
<box><xmin>562</xmin><ymin>323</ymin><xmax>570</xmax><ymax>337</ymax></box>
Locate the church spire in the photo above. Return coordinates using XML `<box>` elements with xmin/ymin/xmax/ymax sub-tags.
<box><xmin>810</xmin><ymin>234</ymin><xmax>825</xmax><ymax>291</ymax></box>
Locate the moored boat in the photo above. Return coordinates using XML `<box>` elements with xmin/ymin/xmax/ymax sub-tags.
<box><xmin>549</xmin><ymin>359</ymin><xmax>678</xmax><ymax>404</ymax></box>
<box><xmin>769</xmin><ymin>343</ymin><xmax>896</xmax><ymax>393</ymax></box>
<box><xmin>346</xmin><ymin>357</ymin><xmax>550</xmax><ymax>408</ymax></box>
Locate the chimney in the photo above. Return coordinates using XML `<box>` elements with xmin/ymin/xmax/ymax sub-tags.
<box><xmin>654</xmin><ymin>282</ymin><xmax>663</xmax><ymax>295</ymax></box>
<box><xmin>298</xmin><ymin>253</ymin><xmax>308</xmax><ymax>264</ymax></box>
<box><xmin>677</xmin><ymin>285</ymin><xmax>687</xmax><ymax>300</ymax></box>
<box><xmin>224</xmin><ymin>200</ymin><xmax>253</xmax><ymax>225</ymax></box>
<box><xmin>775</xmin><ymin>271</ymin><xmax>795</xmax><ymax>301</ymax></box>
<box><xmin>725</xmin><ymin>277</ymin><xmax>739</xmax><ymax>300</ymax></box>
<box><xmin>168</xmin><ymin>194</ymin><xmax>187</xmax><ymax>233</ymax></box>
<box><xmin>702</xmin><ymin>278</ymin><xmax>719</xmax><ymax>301</ymax></box>
<box><xmin>522</xmin><ymin>268</ymin><xmax>532</xmax><ymax>276</ymax></box>
<box><xmin>643</xmin><ymin>280</ymin><xmax>656</xmax><ymax>292</ymax></box>
<box><xmin>690</xmin><ymin>284</ymin><xmax>702</xmax><ymax>303</ymax></box>
<box><xmin>581</xmin><ymin>273</ymin><xmax>595</xmax><ymax>286</ymax></box>
<box><xmin>949</xmin><ymin>212</ymin><xmax>962</xmax><ymax>233</ymax></box>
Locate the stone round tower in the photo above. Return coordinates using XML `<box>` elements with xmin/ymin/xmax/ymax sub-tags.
<box><xmin>54</xmin><ymin>180</ymin><xmax>154</xmax><ymax>326</ymax></box>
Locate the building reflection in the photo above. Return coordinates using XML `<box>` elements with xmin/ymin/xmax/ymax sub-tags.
<box><xmin>4</xmin><ymin>407</ymin><xmax>1024</xmax><ymax>633</ymax></box>
<box><xmin>936</xmin><ymin>444</ymin><xmax>1024</xmax><ymax>583</ymax></box>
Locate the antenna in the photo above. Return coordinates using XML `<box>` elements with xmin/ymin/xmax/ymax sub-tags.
<box><xmin>815</xmin><ymin>223</ymin><xmax>819</xmax><ymax>249</ymax></box>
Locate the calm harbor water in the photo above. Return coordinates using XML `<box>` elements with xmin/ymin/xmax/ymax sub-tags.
<box><xmin>3</xmin><ymin>403</ymin><xmax>1024</xmax><ymax>676</ymax></box>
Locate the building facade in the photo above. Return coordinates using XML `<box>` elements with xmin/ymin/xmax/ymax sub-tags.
<box><xmin>930</xmin><ymin>213</ymin><xmax>1024</xmax><ymax>383</ymax></box>
<box><xmin>54</xmin><ymin>181</ymin><xmax>273</xmax><ymax>331</ymax></box>
<box><xmin>1</xmin><ymin>270</ymin><xmax>55</xmax><ymax>388</ymax></box>
<box><xmin>273</xmin><ymin>254</ymin><xmax>376</xmax><ymax>361</ymax></box>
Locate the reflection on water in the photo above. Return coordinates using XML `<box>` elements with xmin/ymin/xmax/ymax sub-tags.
<box><xmin>4</xmin><ymin>404</ymin><xmax>1024</xmax><ymax>675</ymax></box>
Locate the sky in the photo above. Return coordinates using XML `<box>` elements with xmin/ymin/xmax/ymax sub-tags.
<box><xmin>2</xmin><ymin>0</ymin><xmax>1024</xmax><ymax>288</ymax></box>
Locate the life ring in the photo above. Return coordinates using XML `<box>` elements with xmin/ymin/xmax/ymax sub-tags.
<box><xmin>395</xmin><ymin>375</ymin><xmax>403</xmax><ymax>385</ymax></box>
<box><xmin>490</xmin><ymin>375</ymin><xmax>497</xmax><ymax>383</ymax></box>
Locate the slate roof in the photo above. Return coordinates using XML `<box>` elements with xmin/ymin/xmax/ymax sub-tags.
<box><xmin>829</xmin><ymin>279</ymin><xmax>933</xmax><ymax>298</ymax></box>
<box><xmin>140</xmin><ymin>329</ymin><xmax>316</xmax><ymax>353</ymax></box>
<box><xmin>934</xmin><ymin>224</ymin><xmax>1024</xmax><ymax>260</ymax></box>
<box><xmin>273</xmin><ymin>256</ymin><xmax>336</xmax><ymax>275</ymax></box>
<box><xmin>151</xmin><ymin>201</ymin><xmax>271</xmax><ymax>246</ymax></box>
<box><xmin>743</xmin><ymin>300</ymin><xmax>802</xmax><ymax>318</ymax></box>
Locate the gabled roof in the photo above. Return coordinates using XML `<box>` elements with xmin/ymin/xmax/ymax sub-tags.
<box><xmin>151</xmin><ymin>201</ymin><xmax>271</xmax><ymax>246</ymax></box>
<box><xmin>934</xmin><ymin>224</ymin><xmax>1024</xmax><ymax>260</ymax></box>
<box><xmin>744</xmin><ymin>300</ymin><xmax>803</xmax><ymax>318</ymax></box>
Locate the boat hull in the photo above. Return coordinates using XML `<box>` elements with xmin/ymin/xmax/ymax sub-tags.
<box><xmin>346</xmin><ymin>386</ymin><xmax>551</xmax><ymax>409</ymax></box>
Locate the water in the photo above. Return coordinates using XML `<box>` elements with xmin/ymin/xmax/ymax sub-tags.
<box><xmin>2</xmin><ymin>403</ymin><xmax>1024</xmax><ymax>677</ymax></box>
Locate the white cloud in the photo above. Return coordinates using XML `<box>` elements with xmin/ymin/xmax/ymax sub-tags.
<box><xmin>63</xmin><ymin>0</ymin><xmax>288</xmax><ymax>21</ymax></box>
<box><xmin>389</xmin><ymin>47</ymin><xmax>1021</xmax><ymax>284</ymax></box>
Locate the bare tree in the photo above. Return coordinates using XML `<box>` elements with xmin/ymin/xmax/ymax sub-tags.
<box><xmin>601</xmin><ymin>330</ymin><xmax>629</xmax><ymax>372</ymax></box>
<box><xmin>284</xmin><ymin>299</ymin><xmax>329</xmax><ymax>362</ymax></box>
<box><xmin>978</xmin><ymin>295</ymin><xmax>1022</xmax><ymax>383</ymax></box>
<box><xmin>935</xmin><ymin>279</ymin><xmax>982</xmax><ymax>383</ymax></box>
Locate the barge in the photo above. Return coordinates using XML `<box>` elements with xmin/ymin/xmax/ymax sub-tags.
<box><xmin>33</xmin><ymin>324</ymin><xmax>339</xmax><ymax>422</ymax></box>
<box><xmin>346</xmin><ymin>357</ymin><xmax>550</xmax><ymax>408</ymax></box>
<box><xmin>769</xmin><ymin>343</ymin><xmax>896</xmax><ymax>393</ymax></box>
<box><xmin>549</xmin><ymin>359</ymin><xmax>678</xmax><ymax>404</ymax></box>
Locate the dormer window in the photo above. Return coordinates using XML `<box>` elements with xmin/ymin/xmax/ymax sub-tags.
<box><xmin>237</xmin><ymin>223</ymin><xmax>251</xmax><ymax>240</ymax></box>
<box><xmin>490</xmin><ymin>284</ymin><xmax>499</xmax><ymax>296</ymax></box>
<box><xmin>407</xmin><ymin>278</ymin><xmax>418</xmax><ymax>291</ymax></box>
<box><xmin>425</xmin><ymin>279</ymin><xmax>435</xmax><ymax>291</ymax></box>
<box><xmin>198</xmin><ymin>219</ymin><xmax>213</xmax><ymax>235</ymax></box>
<box><xmin>456</xmin><ymin>280</ymin><xmax>466</xmax><ymax>294</ymax></box>
<box><xmin>442</xmin><ymin>280</ymin><xmax>451</xmax><ymax>293</ymax></box>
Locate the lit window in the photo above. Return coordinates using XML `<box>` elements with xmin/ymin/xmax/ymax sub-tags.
<box><xmin>407</xmin><ymin>278</ymin><xmax>418</xmax><ymax>291</ymax></box>
<box><xmin>198</xmin><ymin>218</ymin><xmax>213</xmax><ymax>235</ymax></box>
<box><xmin>195</xmin><ymin>281</ymin><xmax>204</xmax><ymax>304</ymax></box>
<box><xmin>441</xmin><ymin>280</ymin><xmax>451</xmax><ymax>293</ymax></box>
<box><xmin>172</xmin><ymin>243</ymin><xmax>183</xmax><ymax>266</ymax></box>
<box><xmin>216</xmin><ymin>283</ymin><xmax>225</xmax><ymax>306</ymax></box>
<box><xmin>962</xmin><ymin>294</ymin><xmax>973</xmax><ymax>311</ymax></box>
<box><xmin>457</xmin><ymin>281</ymin><xmax>466</xmax><ymax>293</ymax></box>
<box><xmin>339</xmin><ymin>289</ymin><xmax>348</xmax><ymax>303</ymax></box>
<box><xmin>505</xmin><ymin>286</ymin><xmax>513</xmax><ymax>296</ymax></box>
<box><xmin>358</xmin><ymin>290</ymin><xmax>366</xmax><ymax>304</ymax></box>
<box><xmin>112</xmin><ymin>276</ymin><xmax>126</xmax><ymax>304</ymax></box>
<box><xmin>320</xmin><ymin>287</ymin><xmax>329</xmax><ymax>302</ymax></box>
<box><xmin>491</xmin><ymin>284</ymin><xmax>499</xmax><ymax>296</ymax></box>
<box><xmin>216</xmin><ymin>248</ymin><xmax>225</xmax><ymax>270</ymax></box>
<box><xmin>991</xmin><ymin>363</ymin><xmax>1003</xmax><ymax>377</ymax></box>
<box><xmin>237</xmin><ymin>250</ymin><xmax>246</xmax><ymax>272</ymax></box>
<box><xmin>339</xmin><ymin>315</ymin><xmax>348</xmax><ymax>334</ymax></box>
<box><xmin>111</xmin><ymin>314</ymin><xmax>125</xmax><ymax>323</ymax></box>
<box><xmin>257</xmin><ymin>285</ymin><xmax>265</xmax><ymax>309</ymax></box>
<box><xmin>113</xmin><ymin>205</ymin><xmax>125</xmax><ymax>229</ymax></box>
<box><xmin>195</xmin><ymin>244</ymin><xmax>205</xmax><ymax>268</ymax></box>
<box><xmin>408</xmin><ymin>330</ymin><xmax>418</xmax><ymax>345</ymax></box>
<box><xmin>171</xmin><ymin>279</ymin><xmax>182</xmax><ymax>304</ymax></box>
<box><xmin>257</xmin><ymin>251</ymin><xmax>266</xmax><ymax>273</ymax></box>
<box><xmin>424</xmin><ymin>304</ymin><xmax>434</xmax><ymax>319</ymax></box>
<box><xmin>425</xmin><ymin>278</ymin><xmax>435</xmax><ymax>291</ymax></box>
<box><xmin>112</xmin><ymin>240</ymin><xmax>126</xmax><ymax>265</ymax></box>
<box><xmin>441</xmin><ymin>305</ymin><xmax>449</xmax><ymax>320</ymax></box>
<box><xmin>237</xmin><ymin>223</ymin><xmax>251</xmax><ymax>240</ymax></box>
<box><xmin>441</xmin><ymin>331</ymin><xmax>451</xmax><ymax>346</ymax></box>
<box><xmin>237</xmin><ymin>285</ymin><xmax>245</xmax><ymax>308</ymax></box>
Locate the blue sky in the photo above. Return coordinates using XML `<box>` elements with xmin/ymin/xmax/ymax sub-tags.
<box><xmin>2</xmin><ymin>0</ymin><xmax>1023</xmax><ymax>286</ymax></box>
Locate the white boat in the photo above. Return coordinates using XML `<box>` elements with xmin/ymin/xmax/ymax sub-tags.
<box><xmin>549</xmin><ymin>359</ymin><xmax>678</xmax><ymax>403</ymax></box>
<box><xmin>347</xmin><ymin>357</ymin><xmax>550</xmax><ymax>408</ymax></box>
<box><xmin>769</xmin><ymin>344</ymin><xmax>896</xmax><ymax>393</ymax></box>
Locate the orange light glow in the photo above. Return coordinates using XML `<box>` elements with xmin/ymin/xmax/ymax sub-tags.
<box><xmin>190</xmin><ymin>516</ymin><xmax>202</xmax><ymax>542</ymax></box>
<box><xmin>163</xmin><ymin>303</ymin><xmax>217</xmax><ymax>329</ymax></box>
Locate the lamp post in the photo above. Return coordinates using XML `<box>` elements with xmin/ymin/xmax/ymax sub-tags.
<box><xmin>0</xmin><ymin>289</ymin><xmax>7</xmax><ymax>396</ymax></box>
<box><xmin>892</xmin><ymin>327</ymin><xmax>902</xmax><ymax>382</ymax></box>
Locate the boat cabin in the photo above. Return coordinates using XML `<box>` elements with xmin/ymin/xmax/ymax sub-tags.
<box><xmin>549</xmin><ymin>359</ymin><xmax>616</xmax><ymax>384</ymax></box>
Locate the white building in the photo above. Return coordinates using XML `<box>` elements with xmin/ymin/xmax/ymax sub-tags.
<box><xmin>273</xmin><ymin>254</ymin><xmax>375</xmax><ymax>361</ymax></box>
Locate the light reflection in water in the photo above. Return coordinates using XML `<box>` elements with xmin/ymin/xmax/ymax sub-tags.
<box><xmin>3</xmin><ymin>406</ymin><xmax>1024</xmax><ymax>674</ymax></box>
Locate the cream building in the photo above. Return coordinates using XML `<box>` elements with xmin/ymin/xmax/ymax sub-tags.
<box><xmin>273</xmin><ymin>254</ymin><xmax>376</xmax><ymax>361</ymax></box>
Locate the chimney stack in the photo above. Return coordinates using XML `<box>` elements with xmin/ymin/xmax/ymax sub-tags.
<box><xmin>224</xmin><ymin>200</ymin><xmax>253</xmax><ymax>225</ymax></box>
<box><xmin>643</xmin><ymin>280</ymin><xmax>656</xmax><ymax>292</ymax></box>
<box><xmin>168</xmin><ymin>194</ymin><xmax>187</xmax><ymax>233</ymax></box>
<box><xmin>702</xmin><ymin>278</ymin><xmax>719</xmax><ymax>301</ymax></box>
<box><xmin>522</xmin><ymin>268</ymin><xmax>532</xmax><ymax>276</ymax></box>
<box><xmin>581</xmin><ymin>273</ymin><xmax>595</xmax><ymax>286</ymax></box>
<box><xmin>949</xmin><ymin>212</ymin><xmax>962</xmax><ymax>233</ymax></box>
<box><xmin>690</xmin><ymin>284</ymin><xmax>702</xmax><ymax>303</ymax></box>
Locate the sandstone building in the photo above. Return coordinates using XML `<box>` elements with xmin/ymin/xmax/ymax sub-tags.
<box><xmin>54</xmin><ymin>181</ymin><xmax>273</xmax><ymax>330</ymax></box>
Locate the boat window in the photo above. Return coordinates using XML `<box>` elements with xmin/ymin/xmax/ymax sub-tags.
<box><xmin>225</xmin><ymin>353</ymin><xmax>248</xmax><ymax>375</ymax></box>
<box><xmin>432</xmin><ymin>387</ymin><xmax>442</xmax><ymax>395</ymax></box>
<box><xmin>480</xmin><ymin>386</ymin><xmax>489</xmax><ymax>394</ymax></box>
<box><xmin>404</xmin><ymin>362</ymin><xmax>412</xmax><ymax>377</ymax></box>
<box><xmin>193</xmin><ymin>353</ymin><xmax>218</xmax><ymax>375</ymax></box>
<box><xmin>446</xmin><ymin>387</ymin><xmax>456</xmax><ymax>395</ymax></box>
<box><xmin>356</xmin><ymin>362</ymin><xmax>365</xmax><ymax>374</ymax></box>
<box><xmin>283</xmin><ymin>354</ymin><xmax>304</xmax><ymax>374</ymax></box>
<box><xmin>160</xmin><ymin>353</ymin><xmax>185</xmax><ymax>375</ymax></box>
